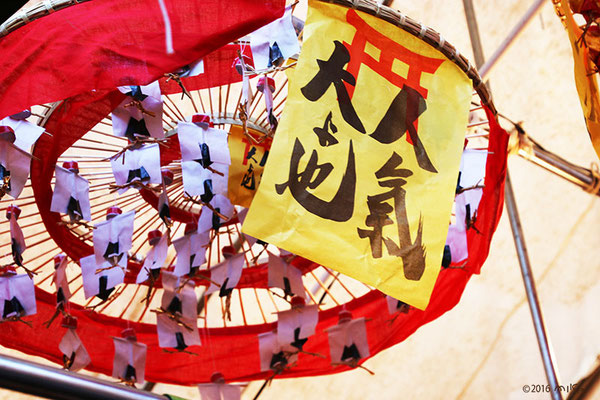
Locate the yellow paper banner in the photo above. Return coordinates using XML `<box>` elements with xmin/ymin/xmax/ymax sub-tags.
<box><xmin>227</xmin><ymin>125</ymin><xmax>270</xmax><ymax>208</ymax></box>
<box><xmin>559</xmin><ymin>1</ymin><xmax>600</xmax><ymax>160</ymax></box>
<box><xmin>242</xmin><ymin>0</ymin><xmax>471</xmax><ymax>309</ymax></box>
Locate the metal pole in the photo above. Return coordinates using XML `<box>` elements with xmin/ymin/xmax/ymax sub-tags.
<box><xmin>504</xmin><ymin>173</ymin><xmax>562</xmax><ymax>399</ymax></box>
<box><xmin>462</xmin><ymin>1</ymin><xmax>563</xmax><ymax>399</ymax></box>
<box><xmin>478</xmin><ymin>0</ymin><xmax>546</xmax><ymax>80</ymax></box>
<box><xmin>0</xmin><ymin>353</ymin><xmax>168</xmax><ymax>400</ymax></box>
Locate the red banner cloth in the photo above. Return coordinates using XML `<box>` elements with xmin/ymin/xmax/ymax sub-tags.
<box><xmin>0</xmin><ymin>0</ymin><xmax>284</xmax><ymax>117</ymax></box>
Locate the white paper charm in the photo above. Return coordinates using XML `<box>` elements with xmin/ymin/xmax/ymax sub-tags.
<box><xmin>205</xmin><ymin>253</ymin><xmax>245</xmax><ymax>297</ymax></box>
<box><xmin>0</xmin><ymin>117</ymin><xmax>45</xmax><ymax>152</ymax></box>
<box><xmin>172</xmin><ymin>229</ymin><xmax>210</xmax><ymax>277</ymax></box>
<box><xmin>385</xmin><ymin>295</ymin><xmax>410</xmax><ymax>315</ymax></box>
<box><xmin>0</xmin><ymin>141</ymin><xmax>32</xmax><ymax>200</ymax></box>
<box><xmin>276</xmin><ymin>305</ymin><xmax>318</xmax><ymax>351</ymax></box>
<box><xmin>59</xmin><ymin>328</ymin><xmax>91</xmax><ymax>372</ymax></box>
<box><xmin>197</xmin><ymin>194</ymin><xmax>234</xmax><ymax>233</ymax></box>
<box><xmin>0</xmin><ymin>274</ymin><xmax>36</xmax><ymax>321</ymax></box>
<box><xmin>112</xmin><ymin>336</ymin><xmax>147</xmax><ymax>384</ymax></box>
<box><xmin>53</xmin><ymin>255</ymin><xmax>72</xmax><ymax>305</ymax></box>
<box><xmin>112</xmin><ymin>82</ymin><xmax>164</xmax><ymax>140</ymax></box>
<box><xmin>267</xmin><ymin>252</ymin><xmax>304</xmax><ymax>299</ymax></box>
<box><xmin>136</xmin><ymin>233</ymin><xmax>168</xmax><ymax>284</ymax></box>
<box><xmin>198</xmin><ymin>382</ymin><xmax>241</xmax><ymax>400</ymax></box>
<box><xmin>80</xmin><ymin>254</ymin><xmax>125</xmax><ymax>300</ymax></box>
<box><xmin>249</xmin><ymin>5</ymin><xmax>300</xmax><ymax>70</ymax></box>
<box><xmin>8</xmin><ymin>210</ymin><xmax>26</xmax><ymax>267</ymax></box>
<box><xmin>326</xmin><ymin>318</ymin><xmax>370</xmax><ymax>366</ymax></box>
<box><xmin>258</xmin><ymin>330</ymin><xmax>298</xmax><ymax>373</ymax></box>
<box><xmin>93</xmin><ymin>210</ymin><xmax>135</xmax><ymax>266</ymax></box>
<box><xmin>110</xmin><ymin>143</ymin><xmax>161</xmax><ymax>194</ymax></box>
<box><xmin>156</xmin><ymin>272</ymin><xmax>200</xmax><ymax>350</ymax></box>
<box><xmin>50</xmin><ymin>165</ymin><xmax>92</xmax><ymax>221</ymax></box>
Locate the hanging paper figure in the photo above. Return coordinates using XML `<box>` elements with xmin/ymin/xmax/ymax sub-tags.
<box><xmin>93</xmin><ymin>207</ymin><xmax>135</xmax><ymax>267</ymax></box>
<box><xmin>158</xmin><ymin>168</ymin><xmax>174</xmax><ymax>228</ymax></box>
<box><xmin>326</xmin><ymin>310</ymin><xmax>371</xmax><ymax>373</ymax></box>
<box><xmin>155</xmin><ymin>272</ymin><xmax>200</xmax><ymax>352</ymax></box>
<box><xmin>268</xmin><ymin>252</ymin><xmax>305</xmax><ymax>299</ymax></box>
<box><xmin>7</xmin><ymin>205</ymin><xmax>27</xmax><ymax>271</ymax></box>
<box><xmin>136</xmin><ymin>230</ymin><xmax>168</xmax><ymax>285</ymax></box>
<box><xmin>198</xmin><ymin>372</ymin><xmax>242</xmax><ymax>400</ymax></box>
<box><xmin>53</xmin><ymin>254</ymin><xmax>71</xmax><ymax>306</ymax></box>
<box><xmin>110</xmin><ymin>143</ymin><xmax>161</xmax><ymax>194</ymax></box>
<box><xmin>205</xmin><ymin>247</ymin><xmax>245</xmax><ymax>321</ymax></box>
<box><xmin>172</xmin><ymin>222</ymin><xmax>210</xmax><ymax>278</ymax></box>
<box><xmin>258</xmin><ymin>329</ymin><xmax>299</xmax><ymax>374</ymax></box>
<box><xmin>44</xmin><ymin>254</ymin><xmax>72</xmax><ymax>327</ymax></box>
<box><xmin>178</xmin><ymin>117</ymin><xmax>231</xmax><ymax>198</ymax></box>
<box><xmin>0</xmin><ymin>267</ymin><xmax>36</xmax><ymax>324</ymax></box>
<box><xmin>0</xmin><ymin>127</ymin><xmax>33</xmax><ymax>200</ymax></box>
<box><xmin>446</xmin><ymin>149</ymin><xmax>488</xmax><ymax>265</ymax></box>
<box><xmin>276</xmin><ymin>296</ymin><xmax>318</xmax><ymax>351</ymax></box>
<box><xmin>233</xmin><ymin>53</ymin><xmax>254</xmax><ymax>108</ymax></box>
<box><xmin>0</xmin><ymin>113</ymin><xmax>45</xmax><ymax>152</ymax></box>
<box><xmin>197</xmin><ymin>194</ymin><xmax>234</xmax><ymax>233</ymax></box>
<box><xmin>174</xmin><ymin>58</ymin><xmax>205</xmax><ymax>78</ymax></box>
<box><xmin>385</xmin><ymin>295</ymin><xmax>410</xmax><ymax>315</ymax></box>
<box><xmin>249</xmin><ymin>5</ymin><xmax>300</xmax><ymax>70</ymax></box>
<box><xmin>58</xmin><ymin>316</ymin><xmax>91</xmax><ymax>372</ymax></box>
<box><xmin>112</xmin><ymin>328</ymin><xmax>147</xmax><ymax>386</ymax></box>
<box><xmin>112</xmin><ymin>81</ymin><xmax>164</xmax><ymax>140</ymax></box>
<box><xmin>80</xmin><ymin>253</ymin><xmax>125</xmax><ymax>301</ymax></box>
<box><xmin>166</xmin><ymin>59</ymin><xmax>205</xmax><ymax>99</ymax></box>
<box><xmin>257</xmin><ymin>76</ymin><xmax>278</xmax><ymax>131</ymax></box>
<box><xmin>50</xmin><ymin>161</ymin><xmax>92</xmax><ymax>222</ymax></box>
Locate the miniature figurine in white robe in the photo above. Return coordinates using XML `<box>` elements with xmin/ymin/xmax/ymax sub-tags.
<box><xmin>50</xmin><ymin>161</ymin><xmax>91</xmax><ymax>222</ymax></box>
<box><xmin>206</xmin><ymin>248</ymin><xmax>245</xmax><ymax>321</ymax></box>
<box><xmin>80</xmin><ymin>253</ymin><xmax>125</xmax><ymax>301</ymax></box>
<box><xmin>58</xmin><ymin>316</ymin><xmax>90</xmax><ymax>372</ymax></box>
<box><xmin>0</xmin><ymin>268</ymin><xmax>35</xmax><ymax>324</ymax></box>
<box><xmin>258</xmin><ymin>329</ymin><xmax>298</xmax><ymax>374</ymax></box>
<box><xmin>110</xmin><ymin>143</ymin><xmax>161</xmax><ymax>194</ymax></box>
<box><xmin>136</xmin><ymin>230</ymin><xmax>168</xmax><ymax>284</ymax></box>
<box><xmin>276</xmin><ymin>296</ymin><xmax>318</xmax><ymax>352</ymax></box>
<box><xmin>0</xmin><ymin>128</ymin><xmax>32</xmax><ymax>200</ymax></box>
<box><xmin>7</xmin><ymin>205</ymin><xmax>26</xmax><ymax>270</ymax></box>
<box><xmin>172</xmin><ymin>223</ymin><xmax>210</xmax><ymax>278</ymax></box>
<box><xmin>93</xmin><ymin>207</ymin><xmax>135</xmax><ymax>267</ymax></box>
<box><xmin>446</xmin><ymin>149</ymin><xmax>488</xmax><ymax>266</ymax></box>
<box><xmin>112</xmin><ymin>328</ymin><xmax>147</xmax><ymax>386</ymax></box>
<box><xmin>0</xmin><ymin>113</ymin><xmax>45</xmax><ymax>152</ymax></box>
<box><xmin>155</xmin><ymin>272</ymin><xmax>200</xmax><ymax>352</ymax></box>
<box><xmin>112</xmin><ymin>82</ymin><xmax>164</xmax><ymax>140</ymax></box>
<box><xmin>249</xmin><ymin>5</ymin><xmax>299</xmax><ymax>70</ymax></box>
<box><xmin>267</xmin><ymin>252</ymin><xmax>304</xmax><ymax>299</ymax></box>
<box><xmin>385</xmin><ymin>295</ymin><xmax>410</xmax><ymax>315</ymax></box>
<box><xmin>178</xmin><ymin>117</ymin><xmax>231</xmax><ymax>198</ymax></box>
<box><xmin>197</xmin><ymin>194</ymin><xmax>234</xmax><ymax>234</ymax></box>
<box><xmin>326</xmin><ymin>310</ymin><xmax>371</xmax><ymax>373</ymax></box>
<box><xmin>198</xmin><ymin>372</ymin><xmax>242</xmax><ymax>400</ymax></box>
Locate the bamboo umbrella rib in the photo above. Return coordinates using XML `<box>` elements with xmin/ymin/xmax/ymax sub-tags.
<box><xmin>118</xmin><ymin>284</ymin><xmax>141</xmax><ymax>319</ymax></box>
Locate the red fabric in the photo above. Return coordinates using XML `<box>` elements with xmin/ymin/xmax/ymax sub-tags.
<box><xmin>3</xmin><ymin>98</ymin><xmax>507</xmax><ymax>384</ymax></box>
<box><xmin>0</xmin><ymin>270</ymin><xmax>471</xmax><ymax>385</ymax></box>
<box><xmin>0</xmin><ymin>0</ymin><xmax>283</xmax><ymax>117</ymax></box>
<box><xmin>466</xmin><ymin>107</ymin><xmax>509</xmax><ymax>274</ymax></box>
<box><xmin>0</xmin><ymin>0</ymin><xmax>508</xmax><ymax>383</ymax></box>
